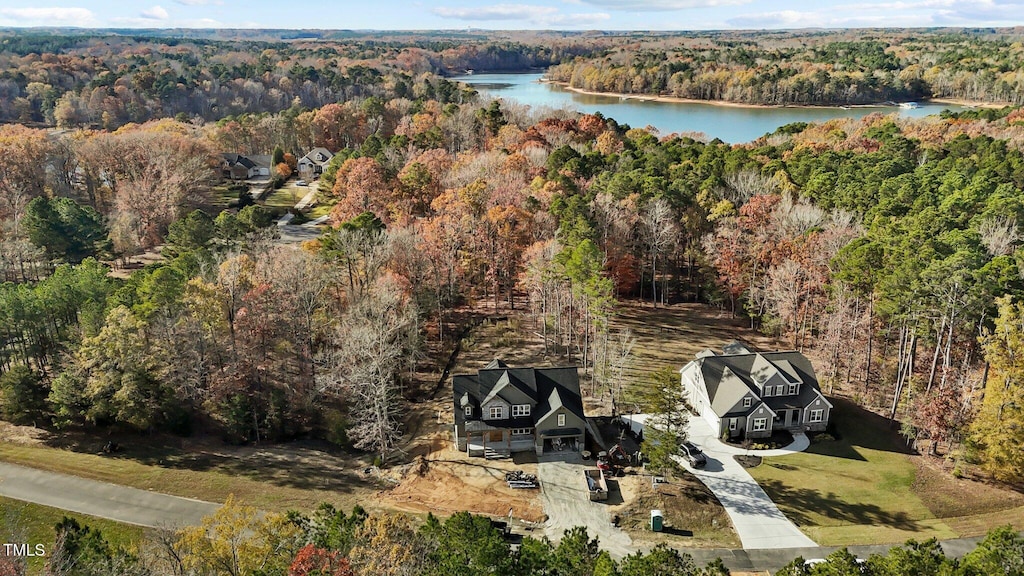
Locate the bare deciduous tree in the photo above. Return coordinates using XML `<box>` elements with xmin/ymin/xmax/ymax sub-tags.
<box><xmin>316</xmin><ymin>277</ymin><xmax>419</xmax><ymax>461</ymax></box>
<box><xmin>640</xmin><ymin>197</ymin><xmax>678</xmax><ymax>307</ymax></box>
<box><xmin>979</xmin><ymin>215</ymin><xmax>1020</xmax><ymax>257</ymax></box>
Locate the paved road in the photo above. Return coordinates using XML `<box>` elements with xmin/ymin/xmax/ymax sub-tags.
<box><xmin>536</xmin><ymin>452</ymin><xmax>634</xmax><ymax>558</ymax></box>
<box><xmin>0</xmin><ymin>462</ymin><xmax>219</xmax><ymax>529</ymax></box>
<box><xmin>0</xmin><ymin>459</ymin><xmax>1007</xmax><ymax>572</ymax></box>
<box><xmin>677</xmin><ymin>417</ymin><xmax>817</xmax><ymax>549</ymax></box>
<box><xmin>682</xmin><ymin>534</ymin><xmax>990</xmax><ymax>573</ymax></box>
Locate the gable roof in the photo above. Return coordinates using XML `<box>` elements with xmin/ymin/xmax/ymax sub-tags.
<box><xmin>684</xmin><ymin>345</ymin><xmax>822</xmax><ymax>419</ymax></box>
<box><xmin>221</xmin><ymin>153</ymin><xmax>257</xmax><ymax>169</ymax></box>
<box><xmin>300</xmin><ymin>147</ymin><xmax>334</xmax><ymax>166</ymax></box>
<box><xmin>453</xmin><ymin>361</ymin><xmax>584</xmax><ymax>430</ymax></box>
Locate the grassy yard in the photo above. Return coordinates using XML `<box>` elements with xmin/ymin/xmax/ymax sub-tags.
<box><xmin>209</xmin><ymin>183</ymin><xmax>245</xmax><ymax>209</ymax></box>
<box><xmin>307</xmin><ymin>203</ymin><xmax>333</xmax><ymax>219</ymax></box>
<box><xmin>262</xmin><ymin>184</ymin><xmax>307</xmax><ymax>209</ymax></box>
<box><xmin>749</xmin><ymin>398</ymin><xmax>1024</xmax><ymax>546</ymax></box>
<box><xmin>1</xmin><ymin>496</ymin><xmax>147</xmax><ymax>574</ymax></box>
<box><xmin>0</xmin><ymin>438</ymin><xmax>381</xmax><ymax>515</ymax></box>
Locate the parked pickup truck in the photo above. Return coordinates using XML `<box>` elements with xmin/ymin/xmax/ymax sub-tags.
<box><xmin>584</xmin><ymin>468</ymin><xmax>609</xmax><ymax>501</ymax></box>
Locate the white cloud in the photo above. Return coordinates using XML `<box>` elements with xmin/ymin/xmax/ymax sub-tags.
<box><xmin>575</xmin><ymin>0</ymin><xmax>751</xmax><ymax>10</ymax></box>
<box><xmin>174</xmin><ymin>0</ymin><xmax>222</xmax><ymax>5</ymax></box>
<box><xmin>178</xmin><ymin>17</ymin><xmax>224</xmax><ymax>27</ymax></box>
<box><xmin>141</xmin><ymin>5</ymin><xmax>170</xmax><ymax>20</ymax></box>
<box><xmin>543</xmin><ymin>11</ymin><xmax>612</xmax><ymax>26</ymax></box>
<box><xmin>0</xmin><ymin>6</ymin><xmax>95</xmax><ymax>23</ymax></box>
<box><xmin>432</xmin><ymin>4</ymin><xmax>610</xmax><ymax>27</ymax></box>
<box><xmin>723</xmin><ymin>0</ymin><xmax>1024</xmax><ymax>29</ymax></box>
<box><xmin>432</xmin><ymin>4</ymin><xmax>559</xmax><ymax>20</ymax></box>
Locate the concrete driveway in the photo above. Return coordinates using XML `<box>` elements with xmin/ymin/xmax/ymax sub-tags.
<box><xmin>536</xmin><ymin>453</ymin><xmax>634</xmax><ymax>558</ymax></box>
<box><xmin>676</xmin><ymin>417</ymin><xmax>817</xmax><ymax>550</ymax></box>
<box><xmin>0</xmin><ymin>462</ymin><xmax>219</xmax><ymax>529</ymax></box>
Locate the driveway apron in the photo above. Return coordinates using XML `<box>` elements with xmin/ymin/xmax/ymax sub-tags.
<box><xmin>536</xmin><ymin>452</ymin><xmax>634</xmax><ymax>558</ymax></box>
<box><xmin>677</xmin><ymin>417</ymin><xmax>817</xmax><ymax>549</ymax></box>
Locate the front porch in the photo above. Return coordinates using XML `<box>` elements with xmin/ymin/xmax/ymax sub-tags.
<box><xmin>465</xmin><ymin>427</ymin><xmax>537</xmax><ymax>458</ymax></box>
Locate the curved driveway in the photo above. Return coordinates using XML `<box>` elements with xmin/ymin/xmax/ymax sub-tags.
<box><xmin>674</xmin><ymin>417</ymin><xmax>817</xmax><ymax>549</ymax></box>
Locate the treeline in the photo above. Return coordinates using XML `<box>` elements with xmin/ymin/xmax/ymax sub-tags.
<box><xmin>4</xmin><ymin>500</ymin><xmax>1021</xmax><ymax>576</ymax></box>
<box><xmin>5</xmin><ymin>73</ymin><xmax>1024</xmax><ymax>480</ymax></box>
<box><xmin>547</xmin><ymin>30</ymin><xmax>1024</xmax><ymax>106</ymax></box>
<box><xmin>0</xmin><ymin>32</ymin><xmax>599</xmax><ymax>128</ymax></box>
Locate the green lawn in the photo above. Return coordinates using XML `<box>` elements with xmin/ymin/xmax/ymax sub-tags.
<box><xmin>262</xmin><ymin>185</ymin><xmax>306</xmax><ymax>208</ymax></box>
<box><xmin>749</xmin><ymin>398</ymin><xmax>1024</xmax><ymax>546</ymax></box>
<box><xmin>209</xmin><ymin>184</ymin><xmax>244</xmax><ymax>209</ymax></box>
<box><xmin>307</xmin><ymin>203</ymin><xmax>333</xmax><ymax>219</ymax></box>
<box><xmin>1</xmin><ymin>496</ymin><xmax>147</xmax><ymax>574</ymax></box>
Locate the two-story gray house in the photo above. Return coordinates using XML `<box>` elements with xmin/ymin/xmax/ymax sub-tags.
<box><xmin>679</xmin><ymin>342</ymin><xmax>832</xmax><ymax>440</ymax></box>
<box><xmin>453</xmin><ymin>360</ymin><xmax>587</xmax><ymax>457</ymax></box>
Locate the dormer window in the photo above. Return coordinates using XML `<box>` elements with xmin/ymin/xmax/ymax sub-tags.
<box><xmin>742</xmin><ymin>397</ymin><xmax>751</xmax><ymax>408</ymax></box>
<box><xmin>464</xmin><ymin>406</ymin><xmax>472</xmax><ymax>417</ymax></box>
<box><xmin>512</xmin><ymin>404</ymin><xmax>531</xmax><ymax>417</ymax></box>
<box><xmin>489</xmin><ymin>406</ymin><xmax>503</xmax><ymax>419</ymax></box>
<box><xmin>788</xmin><ymin>384</ymin><xmax>797</xmax><ymax>395</ymax></box>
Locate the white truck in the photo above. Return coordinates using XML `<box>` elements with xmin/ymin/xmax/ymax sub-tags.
<box><xmin>584</xmin><ymin>468</ymin><xmax>609</xmax><ymax>501</ymax></box>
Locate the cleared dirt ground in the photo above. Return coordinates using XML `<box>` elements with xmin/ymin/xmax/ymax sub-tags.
<box><xmin>377</xmin><ymin>432</ymin><xmax>545</xmax><ymax>522</ymax></box>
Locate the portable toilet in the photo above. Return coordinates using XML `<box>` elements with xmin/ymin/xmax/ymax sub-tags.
<box><xmin>650</xmin><ymin>510</ymin><xmax>663</xmax><ymax>532</ymax></box>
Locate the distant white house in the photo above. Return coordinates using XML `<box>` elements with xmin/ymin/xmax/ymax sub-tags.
<box><xmin>297</xmin><ymin>148</ymin><xmax>334</xmax><ymax>177</ymax></box>
<box><xmin>679</xmin><ymin>342</ymin><xmax>832</xmax><ymax>440</ymax></box>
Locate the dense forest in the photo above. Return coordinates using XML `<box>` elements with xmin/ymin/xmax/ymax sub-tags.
<box><xmin>548</xmin><ymin>29</ymin><xmax>1024</xmax><ymax>106</ymax></box>
<box><xmin>0</xmin><ymin>30</ymin><xmax>1024</xmax><ymax>500</ymax></box>
<box><xmin>0</xmin><ymin>31</ymin><xmax>605</xmax><ymax>128</ymax></box>
<box><xmin>3</xmin><ymin>500</ymin><xmax>1022</xmax><ymax>575</ymax></box>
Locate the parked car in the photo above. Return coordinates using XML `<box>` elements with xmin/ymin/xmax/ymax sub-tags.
<box><xmin>296</xmin><ymin>180</ymin><xmax>308</xmax><ymax>186</ymax></box>
<box><xmin>681</xmin><ymin>441</ymin><xmax>707</xmax><ymax>468</ymax></box>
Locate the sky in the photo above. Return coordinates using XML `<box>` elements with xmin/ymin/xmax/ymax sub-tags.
<box><xmin>1</xmin><ymin>0</ymin><xmax>1023</xmax><ymax>30</ymax></box>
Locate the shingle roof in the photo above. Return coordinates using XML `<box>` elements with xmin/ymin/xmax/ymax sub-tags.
<box><xmin>453</xmin><ymin>361</ymin><xmax>584</xmax><ymax>430</ymax></box>
<box><xmin>690</xmin><ymin>348</ymin><xmax>822</xmax><ymax>419</ymax></box>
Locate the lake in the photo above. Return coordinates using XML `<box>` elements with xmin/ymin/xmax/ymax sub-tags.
<box><xmin>453</xmin><ymin>73</ymin><xmax>963</xmax><ymax>144</ymax></box>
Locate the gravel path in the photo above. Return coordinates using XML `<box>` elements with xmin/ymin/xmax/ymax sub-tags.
<box><xmin>536</xmin><ymin>452</ymin><xmax>634</xmax><ymax>558</ymax></box>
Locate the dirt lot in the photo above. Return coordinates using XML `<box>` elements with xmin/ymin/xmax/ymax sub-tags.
<box><xmin>378</xmin><ymin>433</ymin><xmax>545</xmax><ymax>522</ymax></box>
<box><xmin>610</xmin><ymin>470</ymin><xmax>740</xmax><ymax>549</ymax></box>
<box><xmin>612</xmin><ymin>301</ymin><xmax>783</xmax><ymax>405</ymax></box>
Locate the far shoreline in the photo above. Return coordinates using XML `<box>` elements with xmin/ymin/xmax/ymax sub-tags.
<box><xmin>539</xmin><ymin>79</ymin><xmax>1007</xmax><ymax>112</ymax></box>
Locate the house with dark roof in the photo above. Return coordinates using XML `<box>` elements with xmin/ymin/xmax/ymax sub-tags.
<box><xmin>453</xmin><ymin>360</ymin><xmax>587</xmax><ymax>457</ymax></box>
<box><xmin>680</xmin><ymin>342</ymin><xmax>832</xmax><ymax>440</ymax></box>
<box><xmin>221</xmin><ymin>153</ymin><xmax>271</xmax><ymax>180</ymax></box>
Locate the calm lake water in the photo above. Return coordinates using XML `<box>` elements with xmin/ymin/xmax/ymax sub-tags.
<box><xmin>453</xmin><ymin>72</ymin><xmax>963</xmax><ymax>144</ymax></box>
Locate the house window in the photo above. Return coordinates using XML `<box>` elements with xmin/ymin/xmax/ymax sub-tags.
<box><xmin>809</xmin><ymin>409</ymin><xmax>823</xmax><ymax>423</ymax></box>
<box><xmin>788</xmin><ymin>384</ymin><xmax>797</xmax><ymax>395</ymax></box>
<box><xmin>512</xmin><ymin>404</ymin><xmax>531</xmax><ymax>417</ymax></box>
<box><xmin>742</xmin><ymin>397</ymin><xmax>751</xmax><ymax>408</ymax></box>
<box><xmin>729</xmin><ymin>418</ymin><xmax>737</xmax><ymax>431</ymax></box>
<box><xmin>464</xmin><ymin>406</ymin><xmax>472</xmax><ymax>417</ymax></box>
<box><xmin>489</xmin><ymin>406</ymin><xmax>503</xmax><ymax>419</ymax></box>
<box><xmin>557</xmin><ymin>414</ymin><xmax>566</xmax><ymax>427</ymax></box>
<box><xmin>752</xmin><ymin>418</ymin><xmax>767</xmax><ymax>431</ymax></box>
<box><xmin>511</xmin><ymin>428</ymin><xmax>533</xmax><ymax>436</ymax></box>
